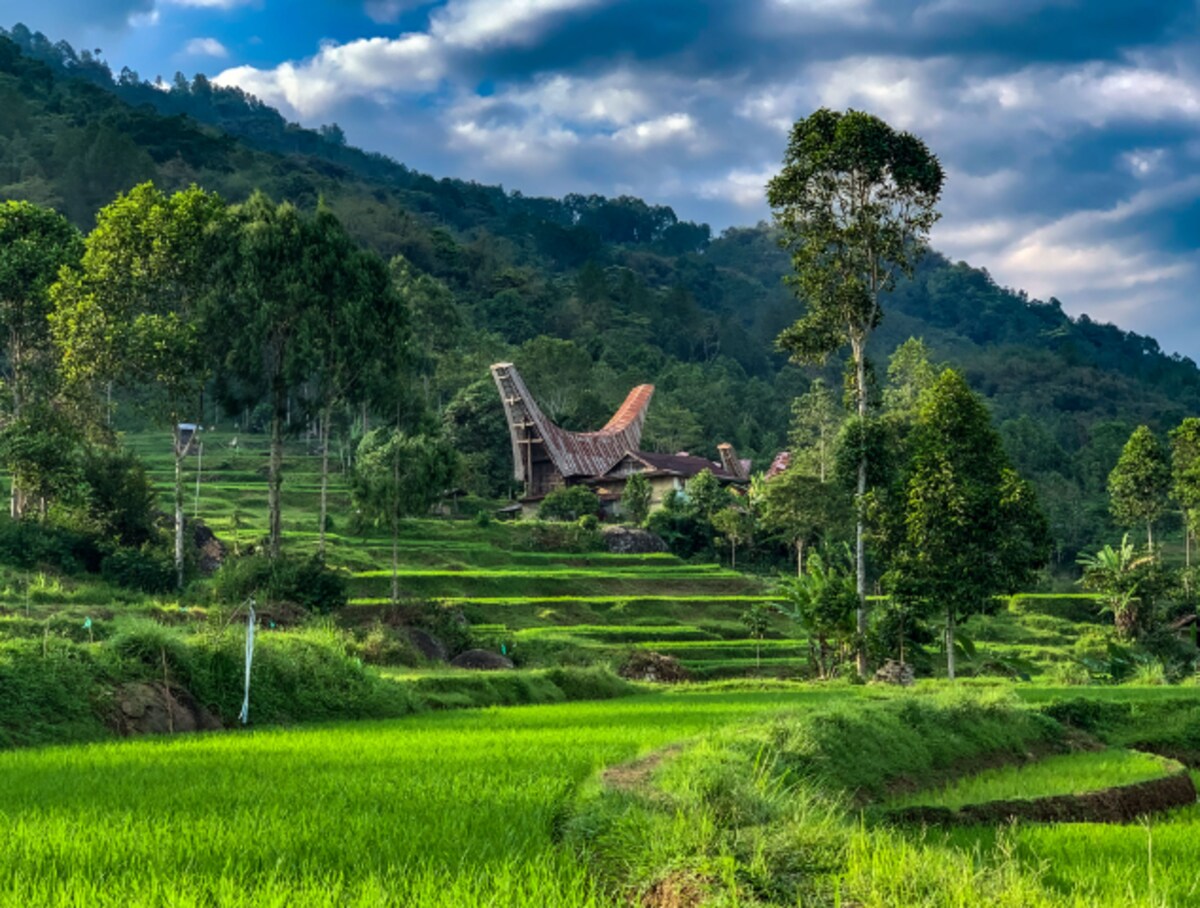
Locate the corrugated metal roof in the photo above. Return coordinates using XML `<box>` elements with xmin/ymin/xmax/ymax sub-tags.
<box><xmin>491</xmin><ymin>362</ymin><xmax>654</xmax><ymax>481</ymax></box>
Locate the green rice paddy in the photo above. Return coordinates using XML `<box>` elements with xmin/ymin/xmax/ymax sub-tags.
<box><xmin>889</xmin><ymin>748</ymin><xmax>1175</xmax><ymax>810</ymax></box>
<box><xmin>0</xmin><ymin>689</ymin><xmax>828</xmax><ymax>907</ymax></box>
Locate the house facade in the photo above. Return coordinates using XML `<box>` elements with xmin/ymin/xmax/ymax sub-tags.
<box><xmin>491</xmin><ymin>362</ymin><xmax>749</xmax><ymax>518</ymax></box>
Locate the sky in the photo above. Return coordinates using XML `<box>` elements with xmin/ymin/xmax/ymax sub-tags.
<box><xmin>7</xmin><ymin>0</ymin><xmax>1200</xmax><ymax>358</ymax></box>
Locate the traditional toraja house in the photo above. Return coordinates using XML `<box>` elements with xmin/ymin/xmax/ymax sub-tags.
<box><xmin>491</xmin><ymin>362</ymin><xmax>749</xmax><ymax>517</ymax></box>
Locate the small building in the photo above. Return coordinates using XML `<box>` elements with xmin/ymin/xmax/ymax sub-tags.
<box><xmin>491</xmin><ymin>362</ymin><xmax>749</xmax><ymax>518</ymax></box>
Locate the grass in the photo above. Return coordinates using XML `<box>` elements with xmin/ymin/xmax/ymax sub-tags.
<box><xmin>0</xmin><ymin>689</ymin><xmax>831</xmax><ymax>907</ymax></box>
<box><xmin>887</xmin><ymin>748</ymin><xmax>1175</xmax><ymax>810</ymax></box>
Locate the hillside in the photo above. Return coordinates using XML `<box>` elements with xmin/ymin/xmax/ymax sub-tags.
<box><xmin>2</xmin><ymin>25</ymin><xmax>1199</xmax><ymax>557</ymax></box>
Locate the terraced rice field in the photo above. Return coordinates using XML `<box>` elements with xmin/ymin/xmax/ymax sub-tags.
<box><xmin>889</xmin><ymin>748</ymin><xmax>1176</xmax><ymax>810</ymax></box>
<box><xmin>0</xmin><ymin>689</ymin><xmax>829</xmax><ymax>907</ymax></box>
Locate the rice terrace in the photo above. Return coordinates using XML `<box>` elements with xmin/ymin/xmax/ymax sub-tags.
<box><xmin>5</xmin><ymin>4</ymin><xmax>1200</xmax><ymax>906</ymax></box>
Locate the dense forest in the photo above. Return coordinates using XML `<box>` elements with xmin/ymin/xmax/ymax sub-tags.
<box><xmin>3</xmin><ymin>24</ymin><xmax>1200</xmax><ymax>562</ymax></box>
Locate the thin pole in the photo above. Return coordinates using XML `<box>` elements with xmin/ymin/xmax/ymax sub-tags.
<box><xmin>194</xmin><ymin>441</ymin><xmax>203</xmax><ymax>519</ymax></box>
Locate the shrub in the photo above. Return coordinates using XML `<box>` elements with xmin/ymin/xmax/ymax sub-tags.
<box><xmin>78</xmin><ymin>447</ymin><xmax>160</xmax><ymax>548</ymax></box>
<box><xmin>101</xmin><ymin>547</ymin><xmax>177</xmax><ymax>593</ymax></box>
<box><xmin>211</xmin><ymin>554</ymin><xmax>349</xmax><ymax>614</ymax></box>
<box><xmin>538</xmin><ymin>485</ymin><xmax>599</xmax><ymax>521</ymax></box>
<box><xmin>0</xmin><ymin>517</ymin><xmax>102</xmax><ymax>573</ymax></box>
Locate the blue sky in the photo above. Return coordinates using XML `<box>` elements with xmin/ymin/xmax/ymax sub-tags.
<box><xmin>7</xmin><ymin>0</ymin><xmax>1200</xmax><ymax>358</ymax></box>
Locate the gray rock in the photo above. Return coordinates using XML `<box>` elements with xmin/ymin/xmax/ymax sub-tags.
<box><xmin>450</xmin><ymin>649</ymin><xmax>515</xmax><ymax>670</ymax></box>
<box><xmin>602</xmin><ymin>526</ymin><xmax>668</xmax><ymax>554</ymax></box>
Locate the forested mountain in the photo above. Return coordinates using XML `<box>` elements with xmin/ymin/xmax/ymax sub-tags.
<box><xmin>2</xmin><ymin>24</ymin><xmax>1198</xmax><ymax>559</ymax></box>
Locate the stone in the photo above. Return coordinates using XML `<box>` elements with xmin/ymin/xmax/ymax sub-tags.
<box><xmin>602</xmin><ymin>526</ymin><xmax>668</xmax><ymax>554</ymax></box>
<box><xmin>112</xmin><ymin>682</ymin><xmax>223</xmax><ymax>736</ymax></box>
<box><xmin>619</xmin><ymin>651</ymin><xmax>691</xmax><ymax>683</ymax></box>
<box><xmin>450</xmin><ymin>649</ymin><xmax>514</xmax><ymax>670</ymax></box>
<box><xmin>872</xmin><ymin>659</ymin><xmax>916</xmax><ymax>686</ymax></box>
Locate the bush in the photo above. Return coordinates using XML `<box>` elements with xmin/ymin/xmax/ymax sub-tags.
<box><xmin>0</xmin><ymin>517</ymin><xmax>103</xmax><ymax>573</ymax></box>
<box><xmin>538</xmin><ymin>485</ymin><xmax>599</xmax><ymax>521</ymax></box>
<box><xmin>101</xmin><ymin>547</ymin><xmax>177</xmax><ymax>593</ymax></box>
<box><xmin>78</xmin><ymin>447</ymin><xmax>160</xmax><ymax>548</ymax></box>
<box><xmin>211</xmin><ymin>554</ymin><xmax>349</xmax><ymax>613</ymax></box>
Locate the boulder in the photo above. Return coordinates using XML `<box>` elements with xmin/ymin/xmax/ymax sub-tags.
<box><xmin>620</xmin><ymin>651</ymin><xmax>691</xmax><ymax>683</ymax></box>
<box><xmin>872</xmin><ymin>659</ymin><xmax>916</xmax><ymax>687</ymax></box>
<box><xmin>112</xmin><ymin>682</ymin><xmax>223</xmax><ymax>736</ymax></box>
<box><xmin>191</xmin><ymin>520</ymin><xmax>227</xmax><ymax>575</ymax></box>
<box><xmin>450</xmin><ymin>649</ymin><xmax>514</xmax><ymax>670</ymax></box>
<box><xmin>602</xmin><ymin>526</ymin><xmax>668</xmax><ymax>554</ymax></box>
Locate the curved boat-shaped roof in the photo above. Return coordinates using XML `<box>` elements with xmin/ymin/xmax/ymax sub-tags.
<box><xmin>491</xmin><ymin>362</ymin><xmax>654</xmax><ymax>481</ymax></box>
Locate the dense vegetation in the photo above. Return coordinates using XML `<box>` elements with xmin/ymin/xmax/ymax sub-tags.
<box><xmin>2</xmin><ymin>25</ymin><xmax>1200</xmax><ymax>564</ymax></box>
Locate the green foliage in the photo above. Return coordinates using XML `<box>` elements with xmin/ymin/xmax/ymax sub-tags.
<box><xmin>211</xmin><ymin>554</ymin><xmax>349</xmax><ymax>614</ymax></box>
<box><xmin>537</xmin><ymin>485</ymin><xmax>599</xmax><ymax>522</ymax></box>
<box><xmin>1077</xmin><ymin>535</ymin><xmax>1157</xmax><ymax>639</ymax></box>
<box><xmin>1169</xmin><ymin>416</ymin><xmax>1200</xmax><ymax>539</ymax></box>
<box><xmin>620</xmin><ymin>470</ymin><xmax>652</xmax><ymax>526</ymax></box>
<box><xmin>0</xmin><ymin>515</ymin><xmax>101</xmax><ymax>572</ymax></box>
<box><xmin>788</xmin><ymin>378</ymin><xmax>840</xmax><ymax>481</ymax></box>
<box><xmin>76</xmin><ymin>446</ymin><xmax>158</xmax><ymax>547</ymax></box>
<box><xmin>99</xmin><ymin>547</ymin><xmax>176</xmax><ymax>594</ymax></box>
<box><xmin>685</xmin><ymin>469</ymin><xmax>731</xmax><ymax>520</ymax></box>
<box><xmin>1108</xmin><ymin>425</ymin><xmax>1170</xmax><ymax>546</ymax></box>
<box><xmin>775</xmin><ymin>548</ymin><xmax>858</xmax><ymax>677</ymax></box>
<box><xmin>885</xmin><ymin>370</ymin><xmax>1052</xmax><ymax>678</ymax></box>
<box><xmin>760</xmin><ymin>463</ymin><xmax>851</xmax><ymax>560</ymax></box>
<box><xmin>768</xmin><ymin>108</ymin><xmax>944</xmax><ymax>372</ymax></box>
<box><xmin>352</xmin><ymin>428</ymin><xmax>458</xmax><ymax>525</ymax></box>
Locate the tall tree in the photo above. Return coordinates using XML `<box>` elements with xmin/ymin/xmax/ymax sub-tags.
<box><xmin>208</xmin><ymin>193</ymin><xmax>323</xmax><ymax>559</ymax></box>
<box><xmin>302</xmin><ymin>204</ymin><xmax>408</xmax><ymax>559</ymax></box>
<box><xmin>1169</xmin><ymin>418</ymin><xmax>1200</xmax><ymax>568</ymax></box>
<box><xmin>761</xmin><ymin>467</ymin><xmax>851</xmax><ymax>575</ymax></box>
<box><xmin>883</xmin><ymin>337</ymin><xmax>937</xmax><ymax>421</ymax></box>
<box><xmin>1108</xmin><ymin>425</ymin><xmax>1170</xmax><ymax>550</ymax></box>
<box><xmin>0</xmin><ymin>201</ymin><xmax>83</xmax><ymax>517</ymax></box>
<box><xmin>352</xmin><ymin>428</ymin><xmax>457</xmax><ymax>604</ymax></box>
<box><xmin>788</xmin><ymin>378</ymin><xmax>840</xmax><ymax>482</ymax></box>
<box><xmin>767</xmin><ymin>108</ymin><xmax>944</xmax><ymax>676</ymax></box>
<box><xmin>50</xmin><ymin>183</ymin><xmax>225</xmax><ymax>587</ymax></box>
<box><xmin>885</xmin><ymin>370</ymin><xmax>1050</xmax><ymax>680</ymax></box>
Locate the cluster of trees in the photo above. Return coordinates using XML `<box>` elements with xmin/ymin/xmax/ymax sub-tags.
<box><xmin>0</xmin><ymin>185</ymin><xmax>455</xmax><ymax>593</ymax></box>
<box><xmin>1072</xmin><ymin>420</ymin><xmax>1200</xmax><ymax>652</ymax></box>
<box><xmin>0</xmin><ymin>26</ymin><xmax>1198</xmax><ymax>553</ymax></box>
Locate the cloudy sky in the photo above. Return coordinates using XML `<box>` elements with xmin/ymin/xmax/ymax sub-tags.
<box><xmin>8</xmin><ymin>1</ymin><xmax>1200</xmax><ymax>356</ymax></box>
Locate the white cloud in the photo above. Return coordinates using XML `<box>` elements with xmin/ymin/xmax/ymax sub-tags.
<box><xmin>215</xmin><ymin>34</ymin><xmax>443</xmax><ymax>116</ymax></box>
<box><xmin>183</xmin><ymin>36</ymin><xmax>228</xmax><ymax>58</ymax></box>
<box><xmin>698</xmin><ymin>167</ymin><xmax>774</xmax><ymax>209</ymax></box>
<box><xmin>963</xmin><ymin>63</ymin><xmax>1200</xmax><ymax>127</ymax></box>
<box><xmin>429</xmin><ymin>0</ymin><xmax>609</xmax><ymax>49</ymax></box>
<box><xmin>612</xmin><ymin>113</ymin><xmax>697</xmax><ymax>149</ymax></box>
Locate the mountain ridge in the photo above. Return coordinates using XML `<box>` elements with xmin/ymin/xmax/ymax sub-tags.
<box><xmin>1</xmin><ymin>23</ymin><xmax>1196</xmax><ymax>556</ymax></box>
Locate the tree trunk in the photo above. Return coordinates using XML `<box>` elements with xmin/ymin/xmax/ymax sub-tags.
<box><xmin>174</xmin><ymin>433</ymin><xmax>185</xmax><ymax>591</ymax></box>
<box><xmin>730</xmin><ymin>538</ymin><xmax>737</xmax><ymax>570</ymax></box>
<box><xmin>1148</xmin><ymin>521</ymin><xmax>1154</xmax><ymax>552</ymax></box>
<box><xmin>946</xmin><ymin>608</ymin><xmax>956</xmax><ymax>682</ymax></box>
<box><xmin>9</xmin><ymin>357</ymin><xmax>21</xmax><ymax>520</ymax></box>
<box><xmin>796</xmin><ymin>539</ymin><xmax>805</xmax><ymax>577</ymax></box>
<box><xmin>853</xmin><ymin>338</ymin><xmax>868</xmax><ymax>678</ymax></box>
<box><xmin>391</xmin><ymin>445</ymin><xmax>401</xmax><ymax>605</ymax></box>
<box><xmin>318</xmin><ymin>408</ymin><xmax>331</xmax><ymax>561</ymax></box>
<box><xmin>268</xmin><ymin>404</ymin><xmax>284</xmax><ymax>560</ymax></box>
